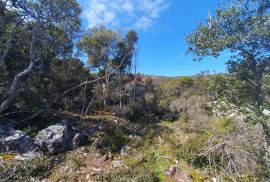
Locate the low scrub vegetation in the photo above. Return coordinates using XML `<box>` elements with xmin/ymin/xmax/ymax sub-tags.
<box><xmin>1</xmin><ymin>0</ymin><xmax>270</xmax><ymax>181</ymax></box>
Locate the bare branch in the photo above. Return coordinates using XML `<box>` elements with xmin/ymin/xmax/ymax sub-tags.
<box><xmin>62</xmin><ymin>50</ymin><xmax>134</xmax><ymax>95</ymax></box>
<box><xmin>0</xmin><ymin>58</ymin><xmax>38</xmax><ymax>114</ymax></box>
<box><xmin>84</xmin><ymin>96</ymin><xmax>96</xmax><ymax>116</ymax></box>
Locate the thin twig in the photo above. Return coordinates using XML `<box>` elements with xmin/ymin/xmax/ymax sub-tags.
<box><xmin>62</xmin><ymin>50</ymin><xmax>134</xmax><ymax>95</ymax></box>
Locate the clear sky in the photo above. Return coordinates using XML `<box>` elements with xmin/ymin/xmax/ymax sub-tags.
<box><xmin>77</xmin><ymin>0</ymin><xmax>230</xmax><ymax>76</ymax></box>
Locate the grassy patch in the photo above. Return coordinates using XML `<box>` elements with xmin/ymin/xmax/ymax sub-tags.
<box><xmin>0</xmin><ymin>156</ymin><xmax>50</xmax><ymax>181</ymax></box>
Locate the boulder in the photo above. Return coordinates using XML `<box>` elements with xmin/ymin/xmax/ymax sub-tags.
<box><xmin>34</xmin><ymin>120</ymin><xmax>71</xmax><ymax>154</ymax></box>
<box><xmin>72</xmin><ymin>132</ymin><xmax>89</xmax><ymax>148</ymax></box>
<box><xmin>0</xmin><ymin>126</ymin><xmax>34</xmax><ymax>154</ymax></box>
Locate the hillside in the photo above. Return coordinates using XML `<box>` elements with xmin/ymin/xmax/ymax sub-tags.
<box><xmin>1</xmin><ymin>74</ymin><xmax>270</xmax><ymax>181</ymax></box>
<box><xmin>1</xmin><ymin>0</ymin><xmax>270</xmax><ymax>181</ymax></box>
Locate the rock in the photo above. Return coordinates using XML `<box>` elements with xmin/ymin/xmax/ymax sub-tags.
<box><xmin>72</xmin><ymin>132</ymin><xmax>89</xmax><ymax>148</ymax></box>
<box><xmin>60</xmin><ymin>166</ymin><xmax>69</xmax><ymax>173</ymax></box>
<box><xmin>89</xmin><ymin>124</ymin><xmax>101</xmax><ymax>133</ymax></box>
<box><xmin>129</xmin><ymin>135</ymin><xmax>143</xmax><ymax>142</ymax></box>
<box><xmin>90</xmin><ymin>167</ymin><xmax>103</xmax><ymax>176</ymax></box>
<box><xmin>165</xmin><ymin>165</ymin><xmax>178</xmax><ymax>176</ymax></box>
<box><xmin>98</xmin><ymin>153</ymin><xmax>109</xmax><ymax>163</ymax></box>
<box><xmin>34</xmin><ymin>120</ymin><xmax>71</xmax><ymax>154</ymax></box>
<box><xmin>136</xmin><ymin>130</ymin><xmax>145</xmax><ymax>136</ymax></box>
<box><xmin>0</xmin><ymin>126</ymin><xmax>34</xmax><ymax>153</ymax></box>
<box><xmin>120</xmin><ymin>145</ymin><xmax>133</xmax><ymax>156</ymax></box>
<box><xmin>14</xmin><ymin>151</ymin><xmax>40</xmax><ymax>161</ymax></box>
<box><xmin>157</xmin><ymin>136</ymin><xmax>163</xmax><ymax>143</ymax></box>
<box><xmin>85</xmin><ymin>174</ymin><xmax>93</xmax><ymax>181</ymax></box>
<box><xmin>112</xmin><ymin>160</ymin><xmax>124</xmax><ymax>169</ymax></box>
<box><xmin>175</xmin><ymin>170</ymin><xmax>193</xmax><ymax>182</ymax></box>
<box><xmin>263</xmin><ymin>109</ymin><xmax>270</xmax><ymax>117</ymax></box>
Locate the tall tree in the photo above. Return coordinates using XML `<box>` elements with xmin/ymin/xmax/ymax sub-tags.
<box><xmin>186</xmin><ymin>0</ymin><xmax>270</xmax><ymax>165</ymax></box>
<box><xmin>114</xmin><ymin>30</ymin><xmax>138</xmax><ymax>108</ymax></box>
<box><xmin>77</xmin><ymin>26</ymin><xmax>137</xmax><ymax>108</ymax></box>
<box><xmin>0</xmin><ymin>0</ymin><xmax>81</xmax><ymax>114</ymax></box>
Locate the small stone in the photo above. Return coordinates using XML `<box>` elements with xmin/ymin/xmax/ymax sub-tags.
<box><xmin>85</xmin><ymin>174</ymin><xmax>90</xmax><ymax>181</ymax></box>
<box><xmin>263</xmin><ymin>109</ymin><xmax>270</xmax><ymax>117</ymax></box>
<box><xmin>112</xmin><ymin>160</ymin><xmax>124</xmax><ymax>169</ymax></box>
<box><xmin>129</xmin><ymin>135</ymin><xmax>143</xmax><ymax>142</ymax></box>
<box><xmin>212</xmin><ymin>177</ymin><xmax>219</xmax><ymax>182</ymax></box>
<box><xmin>60</xmin><ymin>166</ymin><xmax>69</xmax><ymax>173</ymax></box>
<box><xmin>120</xmin><ymin>145</ymin><xmax>133</xmax><ymax>156</ymax></box>
<box><xmin>157</xmin><ymin>136</ymin><xmax>163</xmax><ymax>143</ymax></box>
<box><xmin>90</xmin><ymin>167</ymin><xmax>102</xmax><ymax>176</ymax></box>
<box><xmin>165</xmin><ymin>165</ymin><xmax>178</xmax><ymax>176</ymax></box>
<box><xmin>89</xmin><ymin>124</ymin><xmax>101</xmax><ymax>133</ymax></box>
<box><xmin>14</xmin><ymin>151</ymin><xmax>40</xmax><ymax>161</ymax></box>
<box><xmin>175</xmin><ymin>170</ymin><xmax>193</xmax><ymax>182</ymax></box>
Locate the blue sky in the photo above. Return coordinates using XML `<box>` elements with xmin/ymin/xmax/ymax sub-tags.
<box><xmin>78</xmin><ymin>0</ymin><xmax>230</xmax><ymax>76</ymax></box>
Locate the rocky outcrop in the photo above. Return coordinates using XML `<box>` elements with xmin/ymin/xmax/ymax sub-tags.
<box><xmin>0</xmin><ymin>126</ymin><xmax>34</xmax><ymax>153</ymax></box>
<box><xmin>34</xmin><ymin>120</ymin><xmax>71</xmax><ymax>154</ymax></box>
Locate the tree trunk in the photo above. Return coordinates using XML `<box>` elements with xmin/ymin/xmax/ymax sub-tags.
<box><xmin>119</xmin><ymin>71</ymin><xmax>122</xmax><ymax>109</ymax></box>
<box><xmin>0</xmin><ymin>60</ymin><xmax>35</xmax><ymax>114</ymax></box>
<box><xmin>261</xmin><ymin>122</ymin><xmax>270</xmax><ymax>168</ymax></box>
<box><xmin>84</xmin><ymin>96</ymin><xmax>96</xmax><ymax>116</ymax></box>
<box><xmin>103</xmin><ymin>65</ymin><xmax>110</xmax><ymax>108</ymax></box>
<box><xmin>0</xmin><ymin>23</ymin><xmax>39</xmax><ymax>114</ymax></box>
<box><xmin>133</xmin><ymin>53</ymin><xmax>137</xmax><ymax>102</ymax></box>
<box><xmin>81</xmin><ymin>78</ymin><xmax>87</xmax><ymax>115</ymax></box>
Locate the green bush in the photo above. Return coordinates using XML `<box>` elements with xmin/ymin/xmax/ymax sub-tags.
<box><xmin>95</xmin><ymin>126</ymin><xmax>130</xmax><ymax>154</ymax></box>
<box><xmin>175</xmin><ymin>134</ymin><xmax>209</xmax><ymax>167</ymax></box>
<box><xmin>114</xmin><ymin>102</ymin><xmax>159</xmax><ymax>123</ymax></box>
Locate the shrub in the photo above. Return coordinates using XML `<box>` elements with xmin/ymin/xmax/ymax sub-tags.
<box><xmin>113</xmin><ymin>102</ymin><xmax>159</xmax><ymax>123</ymax></box>
<box><xmin>95</xmin><ymin>126</ymin><xmax>130</xmax><ymax>154</ymax></box>
<box><xmin>97</xmin><ymin>166</ymin><xmax>159</xmax><ymax>182</ymax></box>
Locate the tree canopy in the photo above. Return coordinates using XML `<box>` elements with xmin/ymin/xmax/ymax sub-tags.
<box><xmin>186</xmin><ymin>0</ymin><xmax>270</xmax><ymax>108</ymax></box>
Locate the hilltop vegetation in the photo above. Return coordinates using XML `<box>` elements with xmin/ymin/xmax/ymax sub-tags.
<box><xmin>0</xmin><ymin>0</ymin><xmax>270</xmax><ymax>181</ymax></box>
